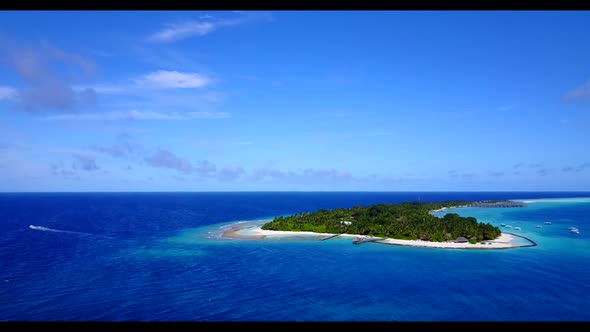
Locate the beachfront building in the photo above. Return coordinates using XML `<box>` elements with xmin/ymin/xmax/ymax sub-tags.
<box><xmin>454</xmin><ymin>236</ymin><xmax>469</xmax><ymax>243</ymax></box>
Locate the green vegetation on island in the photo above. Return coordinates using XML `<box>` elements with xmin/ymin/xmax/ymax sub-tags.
<box><xmin>261</xmin><ymin>201</ymin><xmax>502</xmax><ymax>242</ymax></box>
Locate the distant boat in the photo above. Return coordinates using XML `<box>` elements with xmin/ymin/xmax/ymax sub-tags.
<box><xmin>545</xmin><ymin>221</ymin><xmax>552</xmax><ymax>225</ymax></box>
<box><xmin>568</xmin><ymin>227</ymin><xmax>577</xmax><ymax>230</ymax></box>
<box><xmin>505</xmin><ymin>225</ymin><xmax>512</xmax><ymax>229</ymax></box>
<box><xmin>570</xmin><ymin>228</ymin><xmax>580</xmax><ymax>234</ymax></box>
<box><xmin>514</xmin><ymin>227</ymin><xmax>521</xmax><ymax>231</ymax></box>
<box><xmin>536</xmin><ymin>225</ymin><xmax>543</xmax><ymax>228</ymax></box>
<box><xmin>500</xmin><ymin>223</ymin><xmax>506</xmax><ymax>226</ymax></box>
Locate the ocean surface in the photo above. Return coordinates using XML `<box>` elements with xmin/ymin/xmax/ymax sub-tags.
<box><xmin>0</xmin><ymin>192</ymin><xmax>589</xmax><ymax>322</ymax></box>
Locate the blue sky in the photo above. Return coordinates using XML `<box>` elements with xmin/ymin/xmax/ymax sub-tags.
<box><xmin>0</xmin><ymin>10</ymin><xmax>589</xmax><ymax>191</ymax></box>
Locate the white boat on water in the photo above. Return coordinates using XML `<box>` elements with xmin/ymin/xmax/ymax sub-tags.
<box><xmin>545</xmin><ymin>221</ymin><xmax>552</xmax><ymax>225</ymax></box>
<box><xmin>505</xmin><ymin>225</ymin><xmax>512</xmax><ymax>229</ymax></box>
<box><xmin>514</xmin><ymin>227</ymin><xmax>521</xmax><ymax>231</ymax></box>
<box><xmin>536</xmin><ymin>225</ymin><xmax>543</xmax><ymax>228</ymax></box>
<box><xmin>568</xmin><ymin>226</ymin><xmax>579</xmax><ymax>234</ymax></box>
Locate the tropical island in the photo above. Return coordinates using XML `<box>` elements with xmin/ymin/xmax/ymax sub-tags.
<box><xmin>221</xmin><ymin>200</ymin><xmax>536</xmax><ymax>249</ymax></box>
<box><xmin>261</xmin><ymin>201</ymin><xmax>501</xmax><ymax>243</ymax></box>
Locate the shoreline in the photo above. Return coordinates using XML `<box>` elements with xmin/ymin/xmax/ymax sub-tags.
<box><xmin>221</xmin><ymin>223</ymin><xmax>534</xmax><ymax>250</ymax></box>
<box><xmin>222</xmin><ymin>226</ymin><xmax>266</xmax><ymax>239</ymax></box>
<box><xmin>220</xmin><ymin>201</ymin><xmax>542</xmax><ymax>249</ymax></box>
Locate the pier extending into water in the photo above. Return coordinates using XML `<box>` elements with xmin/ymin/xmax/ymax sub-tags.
<box><xmin>502</xmin><ymin>232</ymin><xmax>537</xmax><ymax>248</ymax></box>
<box><xmin>319</xmin><ymin>234</ymin><xmax>340</xmax><ymax>241</ymax></box>
<box><xmin>352</xmin><ymin>236</ymin><xmax>382</xmax><ymax>244</ymax></box>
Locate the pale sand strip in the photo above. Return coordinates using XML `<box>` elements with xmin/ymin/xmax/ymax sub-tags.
<box><xmin>223</xmin><ymin>224</ymin><xmax>527</xmax><ymax>249</ymax></box>
<box><xmin>222</xmin><ymin>226</ymin><xmax>266</xmax><ymax>239</ymax></box>
<box><xmin>376</xmin><ymin>232</ymin><xmax>516</xmax><ymax>249</ymax></box>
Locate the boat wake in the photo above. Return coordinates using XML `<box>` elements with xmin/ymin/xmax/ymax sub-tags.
<box><xmin>28</xmin><ymin>225</ymin><xmax>114</xmax><ymax>239</ymax></box>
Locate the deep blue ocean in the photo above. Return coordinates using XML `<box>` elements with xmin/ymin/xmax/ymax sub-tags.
<box><xmin>0</xmin><ymin>192</ymin><xmax>589</xmax><ymax>322</ymax></box>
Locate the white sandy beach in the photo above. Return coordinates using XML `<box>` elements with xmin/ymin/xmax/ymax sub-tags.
<box><xmin>376</xmin><ymin>232</ymin><xmax>517</xmax><ymax>249</ymax></box>
<box><xmin>223</xmin><ymin>224</ymin><xmax>527</xmax><ymax>249</ymax></box>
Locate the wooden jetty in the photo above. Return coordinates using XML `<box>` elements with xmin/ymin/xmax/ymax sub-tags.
<box><xmin>352</xmin><ymin>236</ymin><xmax>381</xmax><ymax>244</ymax></box>
<box><xmin>319</xmin><ymin>234</ymin><xmax>340</xmax><ymax>241</ymax></box>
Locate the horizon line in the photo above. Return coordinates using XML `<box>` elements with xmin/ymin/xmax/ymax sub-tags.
<box><xmin>2</xmin><ymin>190</ymin><xmax>590</xmax><ymax>194</ymax></box>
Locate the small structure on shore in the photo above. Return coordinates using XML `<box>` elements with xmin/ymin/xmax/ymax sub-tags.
<box><xmin>454</xmin><ymin>236</ymin><xmax>469</xmax><ymax>243</ymax></box>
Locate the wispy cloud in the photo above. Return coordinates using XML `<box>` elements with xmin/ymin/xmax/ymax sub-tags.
<box><xmin>148</xmin><ymin>12</ymin><xmax>273</xmax><ymax>43</ymax></box>
<box><xmin>150</xmin><ymin>21</ymin><xmax>216</xmax><ymax>43</ymax></box>
<box><xmin>49</xmin><ymin>153</ymin><xmax>99</xmax><ymax>180</ymax></box>
<box><xmin>0</xmin><ymin>39</ymin><xmax>97</xmax><ymax>112</ymax></box>
<box><xmin>537</xmin><ymin>168</ymin><xmax>551</xmax><ymax>176</ymax></box>
<box><xmin>487</xmin><ymin>171</ymin><xmax>504</xmax><ymax>177</ymax></box>
<box><xmin>461</xmin><ymin>173</ymin><xmax>475</xmax><ymax>180</ymax></box>
<box><xmin>135</xmin><ymin>70</ymin><xmax>211</xmax><ymax>89</ymax></box>
<box><xmin>144</xmin><ymin>148</ymin><xmax>216</xmax><ymax>176</ymax></box>
<box><xmin>51</xmin><ymin>162</ymin><xmax>79</xmax><ymax>180</ymax></box>
<box><xmin>247</xmin><ymin>167</ymin><xmax>352</xmax><ymax>182</ymax></box>
<box><xmin>4</xmin><ymin>142</ymin><xmax>95</xmax><ymax>157</ymax></box>
<box><xmin>92</xmin><ymin>137</ymin><xmax>142</xmax><ymax>158</ymax></box>
<box><xmin>194</xmin><ymin>160</ymin><xmax>216</xmax><ymax>176</ymax></box>
<box><xmin>249</xmin><ymin>167</ymin><xmax>287</xmax><ymax>181</ymax></box>
<box><xmin>563</xmin><ymin>162</ymin><xmax>590</xmax><ymax>172</ymax></box>
<box><xmin>45</xmin><ymin>110</ymin><xmax>230</xmax><ymax>121</ymax></box>
<box><xmin>446</xmin><ymin>170</ymin><xmax>476</xmax><ymax>180</ymax></box>
<box><xmin>92</xmin><ymin>125</ymin><xmax>151</xmax><ymax>135</ymax></box>
<box><xmin>80</xmin><ymin>70</ymin><xmax>213</xmax><ymax>95</ymax></box>
<box><xmin>0</xmin><ymin>86</ymin><xmax>18</xmax><ymax>101</ymax></box>
<box><xmin>563</xmin><ymin>80</ymin><xmax>590</xmax><ymax>103</ymax></box>
<box><xmin>219</xmin><ymin>166</ymin><xmax>245</xmax><ymax>181</ymax></box>
<box><xmin>302</xmin><ymin>168</ymin><xmax>352</xmax><ymax>180</ymax></box>
<box><xmin>72</xmin><ymin>154</ymin><xmax>99</xmax><ymax>171</ymax></box>
<box><xmin>513</xmin><ymin>163</ymin><xmax>523</xmax><ymax>169</ymax></box>
<box><xmin>144</xmin><ymin>149</ymin><xmax>193</xmax><ymax>174</ymax></box>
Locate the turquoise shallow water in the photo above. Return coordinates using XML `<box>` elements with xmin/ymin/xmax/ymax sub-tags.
<box><xmin>432</xmin><ymin>198</ymin><xmax>589</xmax><ymax>253</ymax></box>
<box><xmin>0</xmin><ymin>192</ymin><xmax>589</xmax><ymax>321</ymax></box>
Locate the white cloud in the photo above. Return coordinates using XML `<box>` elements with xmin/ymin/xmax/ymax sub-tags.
<box><xmin>150</xmin><ymin>21</ymin><xmax>216</xmax><ymax>43</ymax></box>
<box><xmin>148</xmin><ymin>12</ymin><xmax>273</xmax><ymax>43</ymax></box>
<box><xmin>136</xmin><ymin>70</ymin><xmax>210</xmax><ymax>89</ymax></box>
<box><xmin>45</xmin><ymin>110</ymin><xmax>230</xmax><ymax>121</ymax></box>
<box><xmin>79</xmin><ymin>70</ymin><xmax>213</xmax><ymax>94</ymax></box>
<box><xmin>0</xmin><ymin>86</ymin><xmax>18</xmax><ymax>101</ymax></box>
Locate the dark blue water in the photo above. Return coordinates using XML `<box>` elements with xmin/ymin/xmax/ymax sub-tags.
<box><xmin>0</xmin><ymin>192</ymin><xmax>589</xmax><ymax>321</ymax></box>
